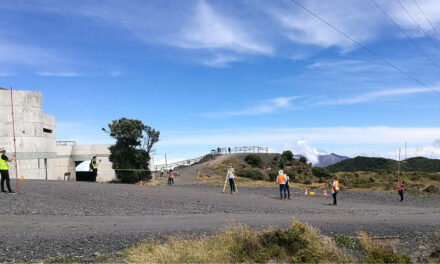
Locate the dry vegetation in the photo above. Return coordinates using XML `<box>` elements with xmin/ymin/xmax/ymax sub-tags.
<box><xmin>117</xmin><ymin>220</ymin><xmax>425</xmax><ymax>263</ymax></box>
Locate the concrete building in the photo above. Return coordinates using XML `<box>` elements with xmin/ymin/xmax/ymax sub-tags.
<box><xmin>0</xmin><ymin>88</ymin><xmax>139</xmax><ymax>181</ymax></box>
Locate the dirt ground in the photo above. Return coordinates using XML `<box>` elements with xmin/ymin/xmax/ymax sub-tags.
<box><xmin>0</xmin><ymin>177</ymin><xmax>439</xmax><ymax>262</ymax></box>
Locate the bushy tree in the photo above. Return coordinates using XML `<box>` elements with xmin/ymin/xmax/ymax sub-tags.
<box><xmin>245</xmin><ymin>154</ymin><xmax>263</xmax><ymax>167</ymax></box>
<box><xmin>103</xmin><ymin>118</ymin><xmax>160</xmax><ymax>183</ymax></box>
<box><xmin>299</xmin><ymin>156</ymin><xmax>307</xmax><ymax>164</ymax></box>
<box><xmin>312</xmin><ymin>167</ymin><xmax>333</xmax><ymax>179</ymax></box>
<box><xmin>281</xmin><ymin>150</ymin><xmax>294</xmax><ymax>161</ymax></box>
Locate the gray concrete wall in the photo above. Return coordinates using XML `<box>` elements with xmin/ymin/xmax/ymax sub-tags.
<box><xmin>0</xmin><ymin>89</ymin><xmax>57</xmax><ymax>180</ymax></box>
<box><xmin>56</xmin><ymin>144</ymin><xmax>115</xmax><ymax>182</ymax></box>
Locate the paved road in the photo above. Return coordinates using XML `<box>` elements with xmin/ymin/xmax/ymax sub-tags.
<box><xmin>0</xmin><ymin>180</ymin><xmax>439</xmax><ymax>262</ymax></box>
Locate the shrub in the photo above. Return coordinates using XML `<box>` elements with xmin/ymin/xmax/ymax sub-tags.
<box><xmin>269</xmin><ymin>170</ymin><xmax>278</xmax><ymax>182</ymax></box>
<box><xmin>237</xmin><ymin>169</ymin><xmax>264</xmax><ymax>180</ymax></box>
<box><xmin>281</xmin><ymin>150</ymin><xmax>294</xmax><ymax>161</ymax></box>
<box><xmin>244</xmin><ymin>154</ymin><xmax>263</xmax><ymax>167</ymax></box>
<box><xmin>364</xmin><ymin>247</ymin><xmax>412</xmax><ymax>263</ymax></box>
<box><xmin>299</xmin><ymin>156</ymin><xmax>307</xmax><ymax>164</ymax></box>
<box><xmin>303</xmin><ymin>178</ymin><xmax>312</xmax><ymax>185</ymax></box>
<box><xmin>424</xmin><ymin>185</ymin><xmax>439</xmax><ymax>193</ymax></box>
<box><xmin>312</xmin><ymin>167</ymin><xmax>333</xmax><ymax>179</ymax></box>
<box><xmin>333</xmin><ymin>235</ymin><xmax>362</xmax><ymax>250</ymax></box>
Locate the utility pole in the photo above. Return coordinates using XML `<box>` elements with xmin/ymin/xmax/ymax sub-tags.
<box><xmin>165</xmin><ymin>153</ymin><xmax>168</xmax><ymax>170</ymax></box>
<box><xmin>397</xmin><ymin>148</ymin><xmax>401</xmax><ymax>177</ymax></box>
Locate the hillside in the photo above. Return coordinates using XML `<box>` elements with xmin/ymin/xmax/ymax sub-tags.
<box><xmin>326</xmin><ymin>156</ymin><xmax>440</xmax><ymax>173</ymax></box>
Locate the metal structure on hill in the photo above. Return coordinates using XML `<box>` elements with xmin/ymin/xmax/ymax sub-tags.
<box><xmin>154</xmin><ymin>146</ymin><xmax>269</xmax><ymax>171</ymax></box>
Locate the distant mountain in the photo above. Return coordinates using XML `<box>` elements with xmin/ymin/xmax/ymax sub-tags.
<box><xmin>293</xmin><ymin>153</ymin><xmax>349</xmax><ymax>167</ymax></box>
<box><xmin>326</xmin><ymin>156</ymin><xmax>440</xmax><ymax>173</ymax></box>
<box><xmin>315</xmin><ymin>153</ymin><xmax>350</xmax><ymax>167</ymax></box>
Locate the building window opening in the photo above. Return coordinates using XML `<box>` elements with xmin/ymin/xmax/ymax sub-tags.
<box><xmin>43</xmin><ymin>128</ymin><xmax>53</xmax><ymax>133</ymax></box>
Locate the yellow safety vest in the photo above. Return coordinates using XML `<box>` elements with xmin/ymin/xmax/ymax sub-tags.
<box><xmin>92</xmin><ymin>160</ymin><xmax>98</xmax><ymax>169</ymax></box>
<box><xmin>0</xmin><ymin>156</ymin><xmax>8</xmax><ymax>170</ymax></box>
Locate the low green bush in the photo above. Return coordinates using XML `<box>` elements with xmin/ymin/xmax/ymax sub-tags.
<box><xmin>312</xmin><ymin>167</ymin><xmax>333</xmax><ymax>179</ymax></box>
<box><xmin>424</xmin><ymin>185</ymin><xmax>439</xmax><ymax>193</ymax></box>
<box><xmin>244</xmin><ymin>154</ymin><xmax>263</xmax><ymax>167</ymax></box>
<box><xmin>364</xmin><ymin>247</ymin><xmax>412</xmax><ymax>263</ymax></box>
<box><xmin>237</xmin><ymin>169</ymin><xmax>264</xmax><ymax>180</ymax></box>
<box><xmin>333</xmin><ymin>235</ymin><xmax>362</xmax><ymax>250</ymax></box>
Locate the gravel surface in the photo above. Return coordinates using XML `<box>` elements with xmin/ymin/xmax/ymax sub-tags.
<box><xmin>0</xmin><ymin>180</ymin><xmax>439</xmax><ymax>262</ymax></box>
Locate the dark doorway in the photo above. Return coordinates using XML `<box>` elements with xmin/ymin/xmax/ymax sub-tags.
<box><xmin>75</xmin><ymin>161</ymin><xmax>96</xmax><ymax>182</ymax></box>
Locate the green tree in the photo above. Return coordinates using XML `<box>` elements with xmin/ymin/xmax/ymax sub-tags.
<box><xmin>281</xmin><ymin>150</ymin><xmax>294</xmax><ymax>161</ymax></box>
<box><xmin>312</xmin><ymin>167</ymin><xmax>333</xmax><ymax>179</ymax></box>
<box><xmin>103</xmin><ymin>118</ymin><xmax>160</xmax><ymax>183</ymax></box>
<box><xmin>299</xmin><ymin>156</ymin><xmax>307</xmax><ymax>164</ymax></box>
<box><xmin>244</xmin><ymin>154</ymin><xmax>263</xmax><ymax>167</ymax></box>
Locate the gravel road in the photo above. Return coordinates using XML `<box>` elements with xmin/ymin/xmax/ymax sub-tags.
<box><xmin>0</xmin><ymin>180</ymin><xmax>439</xmax><ymax>262</ymax></box>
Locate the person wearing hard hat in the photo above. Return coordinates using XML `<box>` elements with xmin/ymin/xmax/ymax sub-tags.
<box><xmin>160</xmin><ymin>168</ymin><xmax>164</xmax><ymax>178</ymax></box>
<box><xmin>226</xmin><ymin>164</ymin><xmax>236</xmax><ymax>194</ymax></box>
<box><xmin>276</xmin><ymin>170</ymin><xmax>287</xmax><ymax>200</ymax></box>
<box><xmin>0</xmin><ymin>148</ymin><xmax>15</xmax><ymax>193</ymax></box>
<box><xmin>330</xmin><ymin>177</ymin><xmax>340</xmax><ymax>205</ymax></box>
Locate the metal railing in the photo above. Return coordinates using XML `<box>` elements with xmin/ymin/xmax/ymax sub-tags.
<box><xmin>57</xmin><ymin>141</ymin><xmax>77</xmax><ymax>146</ymax></box>
<box><xmin>154</xmin><ymin>146</ymin><xmax>269</xmax><ymax>171</ymax></box>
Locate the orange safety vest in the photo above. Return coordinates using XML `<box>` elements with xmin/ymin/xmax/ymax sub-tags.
<box><xmin>277</xmin><ymin>174</ymin><xmax>286</xmax><ymax>184</ymax></box>
<box><xmin>398</xmin><ymin>183</ymin><xmax>404</xmax><ymax>191</ymax></box>
<box><xmin>333</xmin><ymin>181</ymin><xmax>340</xmax><ymax>191</ymax></box>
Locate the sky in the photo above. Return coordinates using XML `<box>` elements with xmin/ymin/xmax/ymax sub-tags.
<box><xmin>1</xmin><ymin>0</ymin><xmax>440</xmax><ymax>165</ymax></box>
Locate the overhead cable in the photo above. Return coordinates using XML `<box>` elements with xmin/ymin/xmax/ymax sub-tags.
<box><xmin>289</xmin><ymin>0</ymin><xmax>440</xmax><ymax>96</ymax></box>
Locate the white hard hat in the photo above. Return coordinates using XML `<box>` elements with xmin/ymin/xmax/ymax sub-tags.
<box><xmin>279</xmin><ymin>170</ymin><xmax>283</xmax><ymax>175</ymax></box>
<box><xmin>0</xmin><ymin>148</ymin><xmax>5</xmax><ymax>152</ymax></box>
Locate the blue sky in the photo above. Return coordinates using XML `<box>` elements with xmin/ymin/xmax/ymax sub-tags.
<box><xmin>1</xmin><ymin>0</ymin><xmax>440</xmax><ymax>165</ymax></box>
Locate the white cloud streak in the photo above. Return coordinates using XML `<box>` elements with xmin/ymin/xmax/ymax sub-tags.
<box><xmin>205</xmin><ymin>96</ymin><xmax>300</xmax><ymax>117</ymax></box>
<box><xmin>37</xmin><ymin>72</ymin><xmax>83</xmax><ymax>77</ymax></box>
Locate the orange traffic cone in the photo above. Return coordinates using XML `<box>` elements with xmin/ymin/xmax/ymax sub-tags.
<box><xmin>140</xmin><ymin>181</ymin><xmax>145</xmax><ymax>186</ymax></box>
<box><xmin>323</xmin><ymin>190</ymin><xmax>327</xmax><ymax>196</ymax></box>
<box><xmin>304</xmin><ymin>188</ymin><xmax>308</xmax><ymax>196</ymax></box>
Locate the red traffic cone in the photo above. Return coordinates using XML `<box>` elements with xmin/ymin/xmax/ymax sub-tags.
<box><xmin>304</xmin><ymin>188</ymin><xmax>308</xmax><ymax>196</ymax></box>
<box><xmin>323</xmin><ymin>190</ymin><xmax>327</xmax><ymax>196</ymax></box>
<box><xmin>140</xmin><ymin>181</ymin><xmax>145</xmax><ymax>186</ymax></box>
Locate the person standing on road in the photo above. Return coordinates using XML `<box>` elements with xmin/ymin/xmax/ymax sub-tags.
<box><xmin>0</xmin><ymin>148</ymin><xmax>15</xmax><ymax>193</ymax></box>
<box><xmin>160</xmin><ymin>168</ymin><xmax>164</xmax><ymax>178</ymax></box>
<box><xmin>226</xmin><ymin>164</ymin><xmax>236</xmax><ymax>194</ymax></box>
<box><xmin>398</xmin><ymin>180</ymin><xmax>405</xmax><ymax>202</ymax></box>
<box><xmin>90</xmin><ymin>156</ymin><xmax>100</xmax><ymax>182</ymax></box>
<box><xmin>285</xmin><ymin>173</ymin><xmax>291</xmax><ymax>200</ymax></box>
<box><xmin>330</xmin><ymin>177</ymin><xmax>340</xmax><ymax>205</ymax></box>
<box><xmin>167</xmin><ymin>169</ymin><xmax>174</xmax><ymax>185</ymax></box>
<box><xmin>276</xmin><ymin>170</ymin><xmax>287</xmax><ymax>200</ymax></box>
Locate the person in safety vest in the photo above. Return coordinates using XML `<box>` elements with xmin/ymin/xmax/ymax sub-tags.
<box><xmin>90</xmin><ymin>156</ymin><xmax>100</xmax><ymax>182</ymax></box>
<box><xmin>276</xmin><ymin>170</ymin><xmax>287</xmax><ymax>200</ymax></box>
<box><xmin>330</xmin><ymin>177</ymin><xmax>340</xmax><ymax>205</ymax></box>
<box><xmin>226</xmin><ymin>164</ymin><xmax>236</xmax><ymax>194</ymax></box>
<box><xmin>0</xmin><ymin>148</ymin><xmax>15</xmax><ymax>193</ymax></box>
<box><xmin>167</xmin><ymin>169</ymin><xmax>174</xmax><ymax>185</ymax></box>
<box><xmin>160</xmin><ymin>168</ymin><xmax>164</xmax><ymax>178</ymax></box>
<box><xmin>398</xmin><ymin>180</ymin><xmax>405</xmax><ymax>202</ymax></box>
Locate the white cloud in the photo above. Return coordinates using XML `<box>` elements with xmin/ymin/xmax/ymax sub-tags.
<box><xmin>156</xmin><ymin>126</ymin><xmax>440</xmax><ymax>159</ymax></box>
<box><xmin>160</xmin><ymin>126</ymin><xmax>440</xmax><ymax>146</ymax></box>
<box><xmin>174</xmin><ymin>1</ymin><xmax>272</xmax><ymax>55</ymax></box>
<box><xmin>316</xmin><ymin>86</ymin><xmax>439</xmax><ymax>106</ymax></box>
<box><xmin>205</xmin><ymin>96</ymin><xmax>300</xmax><ymax>117</ymax></box>
<box><xmin>37</xmin><ymin>72</ymin><xmax>83</xmax><ymax>77</ymax></box>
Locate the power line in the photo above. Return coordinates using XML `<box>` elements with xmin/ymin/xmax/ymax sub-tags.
<box><xmin>370</xmin><ymin>0</ymin><xmax>440</xmax><ymax>71</ymax></box>
<box><xmin>412</xmin><ymin>0</ymin><xmax>440</xmax><ymax>40</ymax></box>
<box><xmin>289</xmin><ymin>0</ymin><xmax>440</xmax><ymax>96</ymax></box>
<box><xmin>370</xmin><ymin>0</ymin><xmax>440</xmax><ymax>70</ymax></box>
<box><xmin>396</xmin><ymin>0</ymin><xmax>440</xmax><ymax>52</ymax></box>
